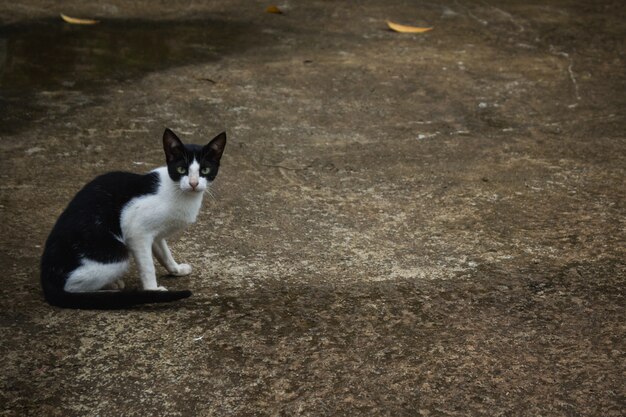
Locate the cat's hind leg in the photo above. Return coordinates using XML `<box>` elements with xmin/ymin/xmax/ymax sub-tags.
<box><xmin>152</xmin><ymin>238</ymin><xmax>192</xmax><ymax>276</ymax></box>
<box><xmin>65</xmin><ymin>259</ymin><xmax>129</xmax><ymax>292</ymax></box>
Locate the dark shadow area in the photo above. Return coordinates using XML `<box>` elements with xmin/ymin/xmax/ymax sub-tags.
<box><xmin>4</xmin><ymin>258</ymin><xmax>624</xmax><ymax>415</ymax></box>
<box><xmin>0</xmin><ymin>18</ymin><xmax>266</xmax><ymax>133</ymax></box>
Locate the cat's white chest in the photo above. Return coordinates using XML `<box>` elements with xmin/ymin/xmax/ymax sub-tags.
<box><xmin>120</xmin><ymin>169</ymin><xmax>204</xmax><ymax>241</ymax></box>
<box><xmin>163</xmin><ymin>195</ymin><xmax>203</xmax><ymax>229</ymax></box>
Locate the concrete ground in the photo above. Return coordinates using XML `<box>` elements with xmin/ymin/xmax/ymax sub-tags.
<box><xmin>1</xmin><ymin>1</ymin><xmax>624</xmax><ymax>415</ymax></box>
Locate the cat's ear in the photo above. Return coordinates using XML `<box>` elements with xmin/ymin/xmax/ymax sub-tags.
<box><xmin>203</xmin><ymin>132</ymin><xmax>227</xmax><ymax>161</ymax></box>
<box><xmin>163</xmin><ymin>128</ymin><xmax>184</xmax><ymax>162</ymax></box>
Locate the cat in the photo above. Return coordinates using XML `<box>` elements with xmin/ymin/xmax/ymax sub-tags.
<box><xmin>40</xmin><ymin>128</ymin><xmax>226</xmax><ymax>309</ymax></box>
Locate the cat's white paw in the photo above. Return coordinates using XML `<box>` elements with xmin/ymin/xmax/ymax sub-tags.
<box><xmin>155</xmin><ymin>285</ymin><xmax>168</xmax><ymax>291</ymax></box>
<box><xmin>103</xmin><ymin>280</ymin><xmax>125</xmax><ymax>290</ymax></box>
<box><xmin>171</xmin><ymin>263</ymin><xmax>192</xmax><ymax>276</ymax></box>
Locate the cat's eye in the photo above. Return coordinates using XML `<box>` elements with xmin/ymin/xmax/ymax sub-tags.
<box><xmin>176</xmin><ymin>167</ymin><xmax>186</xmax><ymax>174</ymax></box>
<box><xmin>201</xmin><ymin>167</ymin><xmax>210</xmax><ymax>175</ymax></box>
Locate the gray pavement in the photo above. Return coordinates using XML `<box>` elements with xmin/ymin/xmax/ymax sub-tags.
<box><xmin>1</xmin><ymin>1</ymin><xmax>624</xmax><ymax>416</ymax></box>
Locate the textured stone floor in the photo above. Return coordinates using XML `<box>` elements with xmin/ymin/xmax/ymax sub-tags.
<box><xmin>1</xmin><ymin>1</ymin><xmax>624</xmax><ymax>416</ymax></box>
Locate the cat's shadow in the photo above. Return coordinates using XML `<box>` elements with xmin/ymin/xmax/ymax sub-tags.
<box><xmin>121</xmin><ymin>274</ymin><xmax>240</xmax><ymax>312</ymax></box>
<box><xmin>130</xmin><ymin>292</ymin><xmax>240</xmax><ymax>312</ymax></box>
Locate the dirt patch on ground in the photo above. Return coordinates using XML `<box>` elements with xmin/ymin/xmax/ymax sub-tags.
<box><xmin>1</xmin><ymin>1</ymin><xmax>624</xmax><ymax>416</ymax></box>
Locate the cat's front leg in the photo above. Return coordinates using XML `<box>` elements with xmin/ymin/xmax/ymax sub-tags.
<box><xmin>128</xmin><ymin>237</ymin><xmax>167</xmax><ymax>291</ymax></box>
<box><xmin>152</xmin><ymin>238</ymin><xmax>192</xmax><ymax>276</ymax></box>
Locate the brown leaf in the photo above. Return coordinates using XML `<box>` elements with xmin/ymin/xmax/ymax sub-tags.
<box><xmin>387</xmin><ymin>20</ymin><xmax>433</xmax><ymax>33</ymax></box>
<box><xmin>60</xmin><ymin>13</ymin><xmax>99</xmax><ymax>25</ymax></box>
<box><xmin>266</xmin><ymin>5</ymin><xmax>283</xmax><ymax>14</ymax></box>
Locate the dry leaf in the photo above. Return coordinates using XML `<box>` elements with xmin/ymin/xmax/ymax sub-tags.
<box><xmin>387</xmin><ymin>20</ymin><xmax>433</xmax><ymax>33</ymax></box>
<box><xmin>60</xmin><ymin>13</ymin><xmax>100</xmax><ymax>25</ymax></box>
<box><xmin>266</xmin><ymin>5</ymin><xmax>283</xmax><ymax>14</ymax></box>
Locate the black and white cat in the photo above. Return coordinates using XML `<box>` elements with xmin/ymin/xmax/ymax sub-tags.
<box><xmin>41</xmin><ymin>128</ymin><xmax>226</xmax><ymax>309</ymax></box>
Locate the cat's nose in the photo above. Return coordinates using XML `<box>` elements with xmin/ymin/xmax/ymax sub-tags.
<box><xmin>189</xmin><ymin>178</ymin><xmax>199</xmax><ymax>190</ymax></box>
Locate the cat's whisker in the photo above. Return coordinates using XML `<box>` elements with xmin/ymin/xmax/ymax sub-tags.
<box><xmin>209</xmin><ymin>185</ymin><xmax>220</xmax><ymax>200</ymax></box>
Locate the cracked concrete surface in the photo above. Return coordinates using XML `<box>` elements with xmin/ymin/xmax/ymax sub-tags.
<box><xmin>1</xmin><ymin>1</ymin><xmax>624</xmax><ymax>416</ymax></box>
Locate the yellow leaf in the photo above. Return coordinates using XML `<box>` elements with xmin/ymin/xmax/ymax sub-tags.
<box><xmin>266</xmin><ymin>5</ymin><xmax>283</xmax><ymax>14</ymax></box>
<box><xmin>60</xmin><ymin>13</ymin><xmax>100</xmax><ymax>25</ymax></box>
<box><xmin>386</xmin><ymin>20</ymin><xmax>433</xmax><ymax>33</ymax></box>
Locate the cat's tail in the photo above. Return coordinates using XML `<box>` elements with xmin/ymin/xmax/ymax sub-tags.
<box><xmin>42</xmin><ymin>281</ymin><xmax>192</xmax><ymax>309</ymax></box>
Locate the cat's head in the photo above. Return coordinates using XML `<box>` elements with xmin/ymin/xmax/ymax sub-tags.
<box><xmin>162</xmin><ymin>128</ymin><xmax>227</xmax><ymax>193</ymax></box>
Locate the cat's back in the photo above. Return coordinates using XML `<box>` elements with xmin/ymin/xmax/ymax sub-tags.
<box><xmin>49</xmin><ymin>171</ymin><xmax>160</xmax><ymax>236</ymax></box>
<box><xmin>69</xmin><ymin>171</ymin><xmax>159</xmax><ymax>210</ymax></box>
